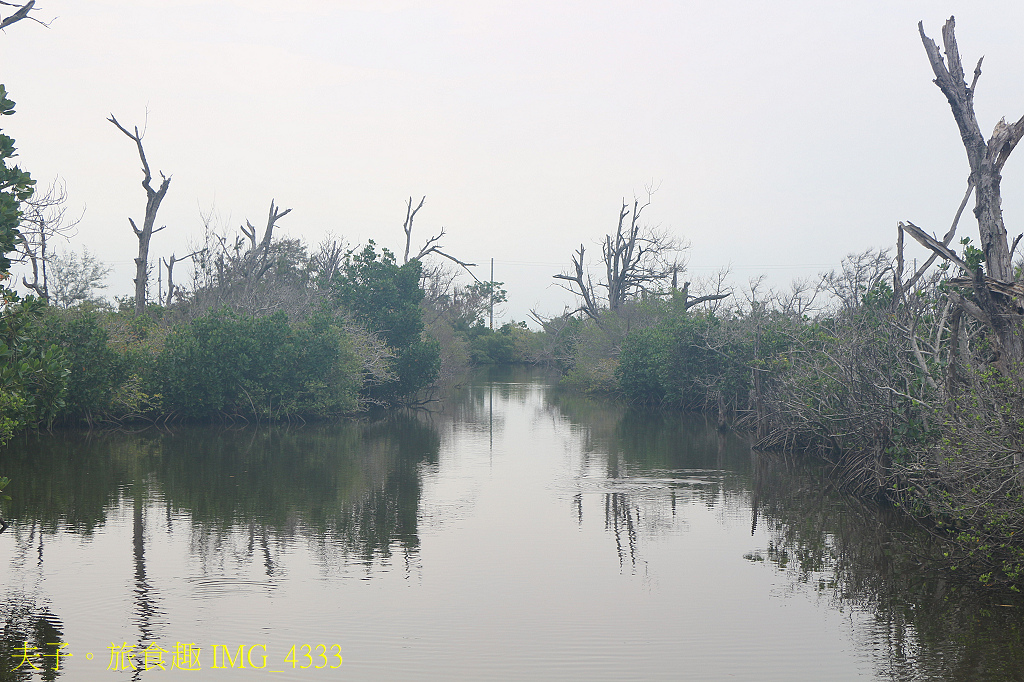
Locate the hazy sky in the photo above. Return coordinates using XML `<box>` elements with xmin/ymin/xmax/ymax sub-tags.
<box><xmin>3</xmin><ymin>1</ymin><xmax>1024</xmax><ymax>322</ymax></box>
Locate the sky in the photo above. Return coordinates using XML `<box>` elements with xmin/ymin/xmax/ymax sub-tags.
<box><xmin>2</xmin><ymin>0</ymin><xmax>1024</xmax><ymax>323</ymax></box>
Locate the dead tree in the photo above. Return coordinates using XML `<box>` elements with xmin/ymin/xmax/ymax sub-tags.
<box><xmin>554</xmin><ymin>194</ymin><xmax>703</xmax><ymax>320</ymax></box>
<box><xmin>906</xmin><ymin>17</ymin><xmax>1024</xmax><ymax>371</ymax></box>
<box><xmin>16</xmin><ymin>177</ymin><xmax>82</xmax><ymax>300</ymax></box>
<box><xmin>308</xmin><ymin>235</ymin><xmax>346</xmax><ymax>286</ymax></box>
<box><xmin>400</xmin><ymin>195</ymin><xmax>477</xmax><ymax>271</ymax></box>
<box><xmin>604</xmin><ymin>197</ymin><xmax>658</xmax><ymax>311</ymax></box>
<box><xmin>553</xmin><ymin>245</ymin><xmax>602</xmax><ymax>319</ymax></box>
<box><xmin>162</xmin><ymin>249</ymin><xmax>203</xmax><ymax>306</ymax></box>
<box><xmin>237</xmin><ymin>199</ymin><xmax>291</xmax><ymax>281</ymax></box>
<box><xmin>109</xmin><ymin>114</ymin><xmax>171</xmax><ymax>316</ymax></box>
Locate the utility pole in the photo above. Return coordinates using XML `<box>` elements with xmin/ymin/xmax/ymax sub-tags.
<box><xmin>489</xmin><ymin>258</ymin><xmax>494</xmax><ymax>330</ymax></box>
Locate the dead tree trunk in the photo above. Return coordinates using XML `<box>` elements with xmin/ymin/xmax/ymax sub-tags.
<box><xmin>399</xmin><ymin>195</ymin><xmax>476</xmax><ymax>271</ymax></box>
<box><xmin>109</xmin><ymin>115</ymin><xmax>171</xmax><ymax>316</ymax></box>
<box><xmin>915</xmin><ymin>17</ymin><xmax>1024</xmax><ymax>368</ymax></box>
<box><xmin>554</xmin><ymin>193</ymin><xmax>692</xmax><ymax>319</ymax></box>
<box><xmin>604</xmin><ymin>199</ymin><xmax>645</xmax><ymax>311</ymax></box>
<box><xmin>553</xmin><ymin>244</ymin><xmax>602</xmax><ymax>320</ymax></box>
<box><xmin>162</xmin><ymin>249</ymin><xmax>202</xmax><ymax>307</ymax></box>
<box><xmin>402</xmin><ymin>195</ymin><xmax>425</xmax><ymax>264</ymax></box>
<box><xmin>239</xmin><ymin>200</ymin><xmax>291</xmax><ymax>282</ymax></box>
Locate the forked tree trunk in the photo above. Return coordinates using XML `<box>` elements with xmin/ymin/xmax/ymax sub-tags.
<box><xmin>917</xmin><ymin>17</ymin><xmax>1024</xmax><ymax>368</ymax></box>
<box><xmin>109</xmin><ymin>115</ymin><xmax>171</xmax><ymax>316</ymax></box>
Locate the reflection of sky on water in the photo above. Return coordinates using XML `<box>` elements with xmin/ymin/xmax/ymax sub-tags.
<box><xmin>0</xmin><ymin>368</ymin><xmax>1022</xmax><ymax>680</ymax></box>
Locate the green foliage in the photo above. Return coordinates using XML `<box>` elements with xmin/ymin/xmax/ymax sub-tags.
<box><xmin>0</xmin><ymin>85</ymin><xmax>35</xmax><ymax>276</ymax></box>
<box><xmin>617</xmin><ymin>324</ymin><xmax>671</xmax><ymax>403</ymax></box>
<box><xmin>332</xmin><ymin>242</ymin><xmax>424</xmax><ymax>349</ymax></box>
<box><xmin>330</xmin><ymin>242</ymin><xmax>439</xmax><ymax>401</ymax></box>
<box><xmin>37</xmin><ymin>306</ymin><xmax>130</xmax><ymax>420</ymax></box>
<box><xmin>959</xmin><ymin>236</ymin><xmax>985</xmax><ymax>273</ymax></box>
<box><xmin>0</xmin><ymin>86</ymin><xmax>70</xmax><ymax>448</ymax></box>
<box><xmin>860</xmin><ymin>280</ymin><xmax>894</xmax><ymax>308</ymax></box>
<box><xmin>464</xmin><ymin>322</ymin><xmax>526</xmax><ymax>365</ymax></box>
<box><xmin>0</xmin><ymin>297</ymin><xmax>69</xmax><ymax>436</ymax></box>
<box><xmin>156</xmin><ymin>308</ymin><xmax>361</xmax><ymax>420</ymax></box>
<box><xmin>616</xmin><ymin>306</ymin><xmax>766</xmax><ymax>415</ymax></box>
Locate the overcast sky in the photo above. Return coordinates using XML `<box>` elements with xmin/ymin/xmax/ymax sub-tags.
<box><xmin>2</xmin><ymin>1</ymin><xmax>1024</xmax><ymax>322</ymax></box>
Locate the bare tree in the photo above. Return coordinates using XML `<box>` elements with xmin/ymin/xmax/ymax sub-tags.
<box><xmin>905</xmin><ymin>17</ymin><xmax>1024</xmax><ymax>371</ymax></box>
<box><xmin>237</xmin><ymin>200</ymin><xmax>292</xmax><ymax>281</ymax></box>
<box><xmin>16</xmin><ymin>177</ymin><xmax>83</xmax><ymax>300</ymax></box>
<box><xmin>553</xmin><ymin>244</ymin><xmax>601</xmax><ymax>319</ymax></box>
<box><xmin>308</xmin><ymin>234</ymin><xmax>346</xmax><ymax>286</ymax></box>
<box><xmin>400</xmin><ymin>195</ymin><xmax>477</xmax><ymax>270</ymax></box>
<box><xmin>161</xmin><ymin>249</ymin><xmax>202</xmax><ymax>307</ymax></box>
<box><xmin>185</xmin><ymin>200</ymin><xmax>318</xmax><ymax>317</ymax></box>
<box><xmin>554</xmin><ymin>193</ymin><xmax>700</xmax><ymax>320</ymax></box>
<box><xmin>108</xmin><ymin>114</ymin><xmax>171</xmax><ymax>316</ymax></box>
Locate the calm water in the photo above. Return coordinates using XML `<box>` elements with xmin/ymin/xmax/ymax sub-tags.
<box><xmin>0</xmin><ymin>367</ymin><xmax>1023</xmax><ymax>681</ymax></box>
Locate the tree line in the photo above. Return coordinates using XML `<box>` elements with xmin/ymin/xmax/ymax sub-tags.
<box><xmin>0</xmin><ymin>3</ymin><xmax>527</xmax><ymax>439</ymax></box>
<box><xmin>4</xmin><ymin>5</ymin><xmax>1024</xmax><ymax>588</ymax></box>
<box><xmin>533</xmin><ymin>17</ymin><xmax>1024</xmax><ymax>587</ymax></box>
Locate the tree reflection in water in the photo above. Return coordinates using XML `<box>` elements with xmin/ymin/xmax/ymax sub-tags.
<box><xmin>0</xmin><ymin>412</ymin><xmax>440</xmax><ymax>670</ymax></box>
<box><xmin>751</xmin><ymin>450</ymin><xmax>1024</xmax><ymax>681</ymax></box>
<box><xmin>3</xmin><ymin>370</ymin><xmax>1024</xmax><ymax>680</ymax></box>
<box><xmin>548</xmin><ymin>389</ymin><xmax>752</xmax><ymax>570</ymax></box>
<box><xmin>0</xmin><ymin>598</ymin><xmax>65</xmax><ymax>682</ymax></box>
<box><xmin>549</xmin><ymin>384</ymin><xmax>1024</xmax><ymax>681</ymax></box>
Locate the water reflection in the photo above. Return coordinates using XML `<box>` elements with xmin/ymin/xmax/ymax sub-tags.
<box><xmin>3</xmin><ymin>414</ymin><xmax>439</xmax><ymax>563</ymax></box>
<box><xmin>749</xmin><ymin>451</ymin><xmax>1024</xmax><ymax>681</ymax></box>
<box><xmin>549</xmin><ymin>389</ymin><xmax>752</xmax><ymax>569</ymax></box>
<box><xmin>0</xmin><ymin>598</ymin><xmax>65</xmax><ymax>681</ymax></box>
<box><xmin>1</xmin><ymin>414</ymin><xmax>441</xmax><ymax>677</ymax></box>
<box><xmin>0</xmin><ymin>370</ymin><xmax>1023</xmax><ymax>680</ymax></box>
<box><xmin>545</xmin><ymin>381</ymin><xmax>1024</xmax><ymax>680</ymax></box>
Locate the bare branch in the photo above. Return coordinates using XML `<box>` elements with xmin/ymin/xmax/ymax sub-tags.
<box><xmin>110</xmin><ymin>114</ymin><xmax>172</xmax><ymax>314</ymax></box>
<box><xmin>686</xmin><ymin>293</ymin><xmax>731</xmax><ymax>309</ymax></box>
<box><xmin>0</xmin><ymin>1</ymin><xmax>49</xmax><ymax>30</ymax></box>
<box><xmin>904</xmin><ymin>178</ymin><xmax>974</xmax><ymax>292</ymax></box>
<box><xmin>403</xmin><ymin>195</ymin><xmax>426</xmax><ymax>265</ymax></box>
<box><xmin>553</xmin><ymin>244</ymin><xmax>601</xmax><ymax>320</ymax></box>
<box><xmin>899</xmin><ymin>221</ymin><xmax>971</xmax><ymax>272</ymax></box>
<box><xmin>415</xmin><ymin>228</ymin><xmax>446</xmax><ymax>261</ymax></box>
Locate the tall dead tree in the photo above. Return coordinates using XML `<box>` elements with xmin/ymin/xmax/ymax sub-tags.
<box><xmin>554</xmin><ymin>194</ymin><xmax>710</xmax><ymax>320</ymax></box>
<box><xmin>109</xmin><ymin>115</ymin><xmax>171</xmax><ymax>316</ymax></box>
<box><xmin>905</xmin><ymin>17</ymin><xmax>1024</xmax><ymax>370</ymax></box>
<box><xmin>604</xmin><ymin>198</ymin><xmax>657</xmax><ymax>311</ymax></box>
<box><xmin>400</xmin><ymin>195</ymin><xmax>476</xmax><ymax>270</ymax></box>
<box><xmin>238</xmin><ymin>199</ymin><xmax>291</xmax><ymax>281</ymax></box>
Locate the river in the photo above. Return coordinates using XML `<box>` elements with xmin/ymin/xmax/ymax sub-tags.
<box><xmin>0</xmin><ymin>367</ymin><xmax>1022</xmax><ymax>681</ymax></box>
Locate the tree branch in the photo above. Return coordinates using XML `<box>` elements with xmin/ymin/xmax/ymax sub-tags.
<box><xmin>0</xmin><ymin>1</ymin><xmax>48</xmax><ymax>30</ymax></box>
<box><xmin>403</xmin><ymin>195</ymin><xmax>426</xmax><ymax>264</ymax></box>
<box><xmin>899</xmin><ymin>220</ymin><xmax>971</xmax><ymax>271</ymax></box>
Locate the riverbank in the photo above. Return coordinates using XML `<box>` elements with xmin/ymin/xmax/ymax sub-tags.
<box><xmin>537</xmin><ymin>262</ymin><xmax>1024</xmax><ymax>589</ymax></box>
<box><xmin>3</xmin><ymin>371</ymin><xmax>1024</xmax><ymax>680</ymax></box>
